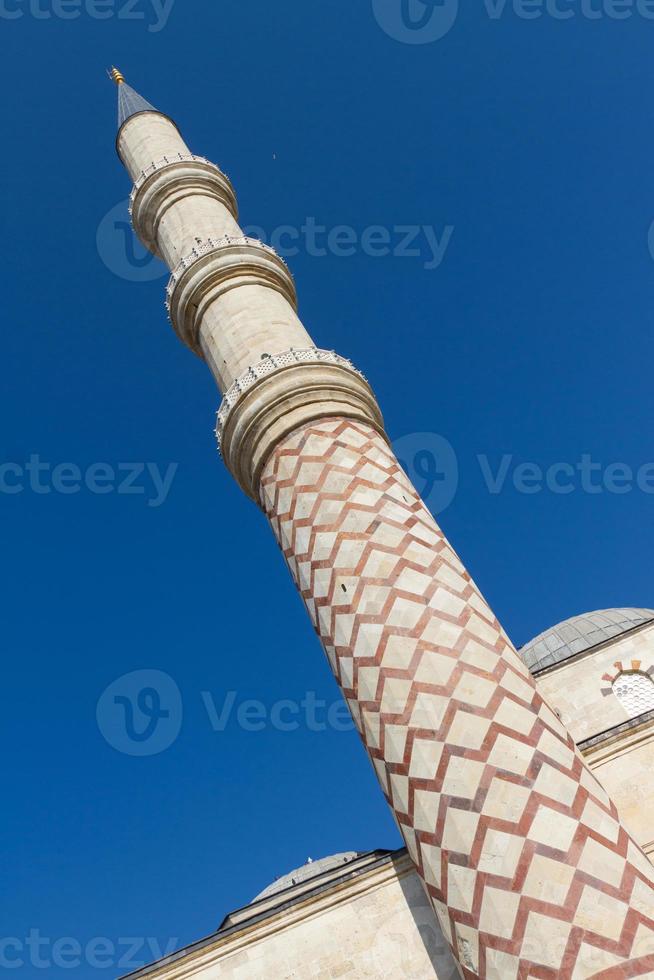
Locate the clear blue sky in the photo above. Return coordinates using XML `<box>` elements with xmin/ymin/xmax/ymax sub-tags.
<box><xmin>3</xmin><ymin>1</ymin><xmax>654</xmax><ymax>975</ymax></box>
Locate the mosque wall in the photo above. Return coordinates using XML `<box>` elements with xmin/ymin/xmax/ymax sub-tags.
<box><xmin>533</xmin><ymin>622</ymin><xmax>654</xmax><ymax>857</ymax></box>
<box><xmin>584</xmin><ymin>725</ymin><xmax>654</xmax><ymax>856</ymax></box>
<box><xmin>133</xmin><ymin>855</ymin><xmax>457</xmax><ymax>980</ymax></box>
<box><xmin>533</xmin><ymin>622</ymin><xmax>654</xmax><ymax>742</ymax></box>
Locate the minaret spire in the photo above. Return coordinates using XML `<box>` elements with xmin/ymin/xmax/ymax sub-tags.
<box><xmin>108</xmin><ymin>75</ymin><xmax>654</xmax><ymax>976</ymax></box>
<box><xmin>107</xmin><ymin>67</ymin><xmax>163</xmax><ymax>135</ymax></box>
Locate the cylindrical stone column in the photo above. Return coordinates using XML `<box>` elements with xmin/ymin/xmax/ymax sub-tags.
<box><xmin>259</xmin><ymin>417</ymin><xmax>654</xmax><ymax>978</ymax></box>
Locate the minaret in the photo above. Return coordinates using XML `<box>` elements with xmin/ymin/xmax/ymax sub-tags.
<box><xmin>110</xmin><ymin>70</ymin><xmax>654</xmax><ymax>976</ymax></box>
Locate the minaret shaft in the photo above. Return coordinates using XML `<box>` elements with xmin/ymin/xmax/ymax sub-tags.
<box><xmin>113</xmin><ymin>78</ymin><xmax>654</xmax><ymax>977</ymax></box>
<box><xmin>262</xmin><ymin>417</ymin><xmax>654</xmax><ymax>975</ymax></box>
<box><xmin>119</xmin><ymin>113</ymin><xmax>187</xmax><ymax>178</ymax></box>
<box><xmin>120</xmin><ymin>110</ymin><xmax>314</xmax><ymax>392</ymax></box>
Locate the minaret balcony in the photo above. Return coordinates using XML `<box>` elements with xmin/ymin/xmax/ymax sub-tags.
<box><xmin>215</xmin><ymin>347</ymin><xmax>385</xmax><ymax>501</ymax></box>
<box><xmin>129</xmin><ymin>153</ymin><xmax>239</xmax><ymax>257</ymax></box>
<box><xmin>165</xmin><ymin>236</ymin><xmax>297</xmax><ymax>357</ymax></box>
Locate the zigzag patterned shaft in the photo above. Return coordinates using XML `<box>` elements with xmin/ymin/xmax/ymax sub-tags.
<box><xmin>260</xmin><ymin>419</ymin><xmax>654</xmax><ymax>979</ymax></box>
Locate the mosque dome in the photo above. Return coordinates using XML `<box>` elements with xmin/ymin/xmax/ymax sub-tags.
<box><xmin>520</xmin><ymin>608</ymin><xmax>654</xmax><ymax>673</ymax></box>
<box><xmin>253</xmin><ymin>852</ymin><xmax>360</xmax><ymax>901</ymax></box>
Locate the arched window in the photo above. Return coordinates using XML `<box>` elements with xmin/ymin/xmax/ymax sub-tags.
<box><xmin>613</xmin><ymin>671</ymin><xmax>654</xmax><ymax>719</ymax></box>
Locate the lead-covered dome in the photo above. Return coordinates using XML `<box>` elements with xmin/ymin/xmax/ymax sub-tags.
<box><xmin>520</xmin><ymin>608</ymin><xmax>654</xmax><ymax>673</ymax></box>
<box><xmin>253</xmin><ymin>852</ymin><xmax>360</xmax><ymax>901</ymax></box>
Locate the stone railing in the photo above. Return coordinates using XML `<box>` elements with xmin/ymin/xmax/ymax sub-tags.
<box><xmin>165</xmin><ymin>236</ymin><xmax>286</xmax><ymax>314</ymax></box>
<box><xmin>215</xmin><ymin>348</ymin><xmax>367</xmax><ymax>453</ymax></box>
<box><xmin>129</xmin><ymin>153</ymin><xmax>226</xmax><ymax>214</ymax></box>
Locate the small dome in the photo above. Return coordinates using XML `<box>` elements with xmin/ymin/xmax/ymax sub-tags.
<box><xmin>520</xmin><ymin>608</ymin><xmax>654</xmax><ymax>673</ymax></box>
<box><xmin>253</xmin><ymin>852</ymin><xmax>360</xmax><ymax>901</ymax></box>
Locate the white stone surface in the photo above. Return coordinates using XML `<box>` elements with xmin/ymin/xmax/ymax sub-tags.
<box><xmin>127</xmin><ymin>854</ymin><xmax>459</xmax><ymax>980</ymax></box>
<box><xmin>535</xmin><ymin>622</ymin><xmax>654</xmax><ymax>742</ymax></box>
<box><xmin>157</xmin><ymin>196</ymin><xmax>242</xmax><ymax>268</ymax></box>
<box><xmin>119</xmin><ymin>111</ymin><xmax>318</xmax><ymax>394</ymax></box>
<box><xmin>118</xmin><ymin>113</ymin><xmax>189</xmax><ymax>179</ymax></box>
<box><xmin>532</xmin><ymin>621</ymin><xmax>654</xmax><ymax>855</ymax></box>
<box><xmin>199</xmin><ymin>285</ymin><xmax>313</xmax><ymax>389</ymax></box>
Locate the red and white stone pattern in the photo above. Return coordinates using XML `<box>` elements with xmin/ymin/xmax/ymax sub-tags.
<box><xmin>260</xmin><ymin>418</ymin><xmax>654</xmax><ymax>979</ymax></box>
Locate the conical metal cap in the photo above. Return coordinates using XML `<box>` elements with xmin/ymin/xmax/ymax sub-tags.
<box><xmin>109</xmin><ymin>67</ymin><xmax>179</xmax><ymax>160</ymax></box>
<box><xmin>117</xmin><ymin>81</ymin><xmax>158</xmax><ymax>128</ymax></box>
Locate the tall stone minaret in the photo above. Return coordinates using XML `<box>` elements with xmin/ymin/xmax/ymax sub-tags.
<box><xmin>110</xmin><ymin>69</ymin><xmax>654</xmax><ymax>976</ymax></box>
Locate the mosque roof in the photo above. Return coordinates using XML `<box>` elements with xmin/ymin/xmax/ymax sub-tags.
<box><xmin>252</xmin><ymin>852</ymin><xmax>360</xmax><ymax>901</ymax></box>
<box><xmin>520</xmin><ymin>608</ymin><xmax>654</xmax><ymax>673</ymax></box>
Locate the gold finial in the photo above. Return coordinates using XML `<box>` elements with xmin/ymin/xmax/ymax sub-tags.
<box><xmin>108</xmin><ymin>66</ymin><xmax>125</xmax><ymax>85</ymax></box>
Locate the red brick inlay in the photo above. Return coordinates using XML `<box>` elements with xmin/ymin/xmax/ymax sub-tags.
<box><xmin>260</xmin><ymin>419</ymin><xmax>654</xmax><ymax>978</ymax></box>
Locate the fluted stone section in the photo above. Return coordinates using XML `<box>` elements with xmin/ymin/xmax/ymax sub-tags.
<box><xmin>260</xmin><ymin>418</ymin><xmax>654</xmax><ymax>978</ymax></box>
